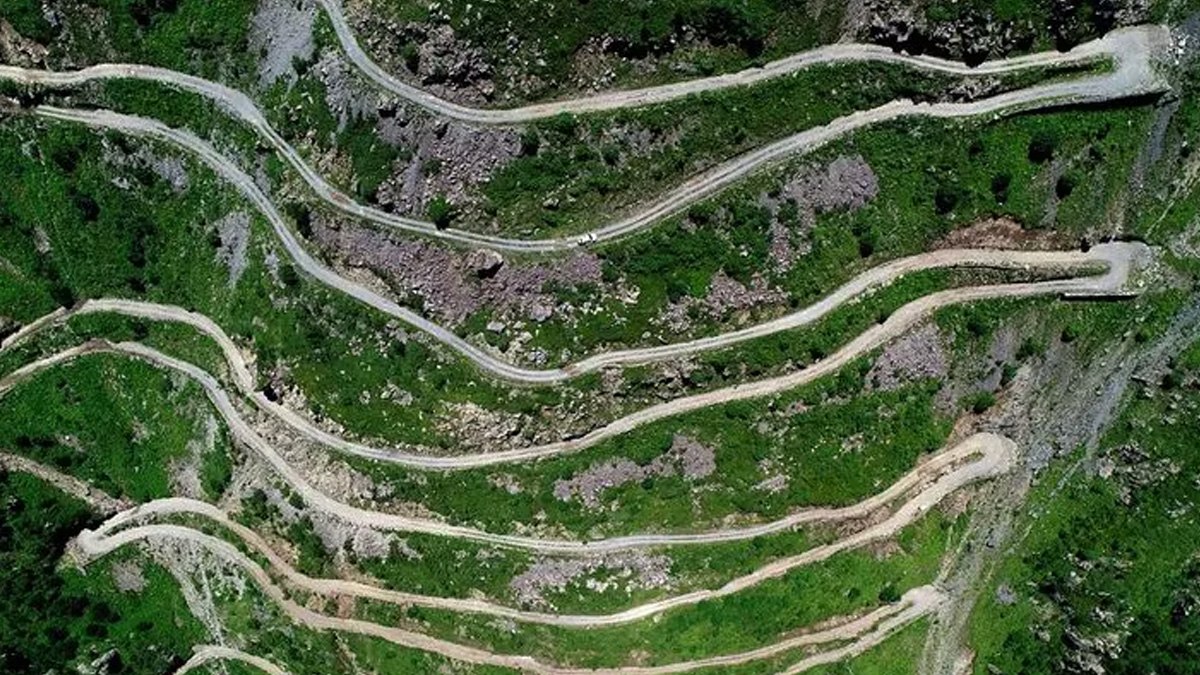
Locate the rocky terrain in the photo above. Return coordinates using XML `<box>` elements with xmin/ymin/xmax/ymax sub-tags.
<box><xmin>0</xmin><ymin>2</ymin><xmax>1196</xmax><ymax>675</ymax></box>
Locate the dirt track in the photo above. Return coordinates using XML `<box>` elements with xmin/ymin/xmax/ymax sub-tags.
<box><xmin>0</xmin><ymin>23</ymin><xmax>1165</xmax><ymax>386</ymax></box>
<box><xmin>0</xmin><ymin>25</ymin><xmax>1169</xmax><ymax>256</ymax></box>
<box><xmin>324</xmin><ymin>0</ymin><xmax>1131</xmax><ymax>123</ymax></box>
<box><xmin>68</xmin><ymin>431</ymin><xmax>1006</xmax><ymax>626</ymax></box>
<box><xmin>0</xmin><ymin>15</ymin><xmax>1173</xmax><ymax>672</ymax></box>
<box><xmin>175</xmin><ymin>645</ymin><xmax>292</xmax><ymax>675</ymax></box>
<box><xmin>0</xmin><ymin>452</ymin><xmax>130</xmax><ymax>515</ymax></box>
<box><xmin>78</xmin><ymin>519</ymin><xmax>947</xmax><ymax>672</ymax></box>
<box><xmin>1</xmin><ymin>331</ymin><xmax>1019</xmax><ymax>551</ymax></box>
<box><xmin>0</xmin><ymin>247</ymin><xmax>1126</xmax><ymax>385</ymax></box>
<box><xmin>0</xmin><ymin>244</ymin><xmax>1149</xmax><ymax>474</ymax></box>
<box><xmin>1</xmin><ymin>442</ymin><xmax>953</xmax><ymax>670</ymax></box>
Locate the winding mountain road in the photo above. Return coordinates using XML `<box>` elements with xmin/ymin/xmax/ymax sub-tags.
<box><xmin>2</xmin><ymin>444</ymin><xmax>949</xmax><ymax>668</ymax></box>
<box><xmin>78</xmin><ymin>431</ymin><xmax>1007</xmax><ymax>625</ymax></box>
<box><xmin>0</xmin><ymin>240</ymin><xmax>1144</xmax><ymax>479</ymax></box>
<box><xmin>0</xmin><ymin>9</ymin><xmax>1173</xmax><ymax>672</ymax></box>
<box><xmin>0</xmin><ymin>242</ymin><xmax>1148</xmax><ymax>472</ymax></box>
<box><xmin>174</xmin><ymin>646</ymin><xmax>291</xmax><ymax>675</ymax></box>
<box><xmin>0</xmin><ymin>104</ymin><xmax>1157</xmax><ymax>384</ymax></box>
<box><xmin>0</xmin><ymin>24</ymin><xmax>1165</xmax><ymax>386</ymax></box>
<box><xmin>77</xmin><ymin>514</ymin><xmax>946</xmax><ymax>672</ymax></box>
<box><xmin>0</xmin><ymin>25</ymin><xmax>1168</xmax><ymax>256</ymax></box>
<box><xmin>78</xmin><ymin>430</ymin><xmax>1012</xmax><ymax>573</ymax></box>
<box><xmin>1</xmin><ymin>331</ymin><xmax>1017</xmax><ymax>553</ymax></box>
<box><xmin>0</xmin><ymin>247</ymin><xmax>1122</xmax><ymax>385</ymax></box>
<box><xmin>0</xmin><ymin>451</ymin><xmax>130</xmax><ymax>515</ymax></box>
<box><xmin>320</xmin><ymin>0</ymin><xmax>1120</xmax><ymax>124</ymax></box>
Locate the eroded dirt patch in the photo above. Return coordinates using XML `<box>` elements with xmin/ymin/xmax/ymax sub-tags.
<box><xmin>312</xmin><ymin>215</ymin><xmax>603</xmax><ymax>325</ymax></box>
<box><xmin>214</xmin><ymin>211</ymin><xmax>252</xmax><ymax>287</ymax></box>
<box><xmin>509</xmin><ymin>551</ymin><xmax>672</xmax><ymax>608</ymax></box>
<box><xmin>251</xmin><ymin>0</ymin><xmax>318</xmax><ymax>89</ymax></box>
<box><xmin>553</xmin><ymin>434</ymin><xmax>716</xmax><ymax>508</ymax></box>
<box><xmin>935</xmin><ymin>217</ymin><xmax>1066</xmax><ymax>250</ymax></box>
<box><xmin>867</xmin><ymin>322</ymin><xmax>949</xmax><ymax>391</ymax></box>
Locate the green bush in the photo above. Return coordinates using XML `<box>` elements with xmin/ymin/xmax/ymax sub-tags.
<box><xmin>966</xmin><ymin>391</ymin><xmax>997</xmax><ymax>414</ymax></box>
<box><xmin>427</xmin><ymin>195</ymin><xmax>455</xmax><ymax>229</ymax></box>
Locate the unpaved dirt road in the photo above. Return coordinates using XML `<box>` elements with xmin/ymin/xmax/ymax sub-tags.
<box><xmin>0</xmin><ymin>11</ymin><xmax>1171</xmax><ymax>673</ymax></box>
<box><xmin>78</xmin><ymin>514</ymin><xmax>946</xmax><ymax>672</ymax></box>
<box><xmin>0</xmin><ymin>23</ymin><xmax>1164</xmax><ymax>386</ymax></box>
<box><xmin>319</xmin><ymin>0</ymin><xmax>1128</xmax><ymax>123</ymax></box>
<box><xmin>0</xmin><ymin>452</ymin><xmax>131</xmax><ymax>515</ymax></box>
<box><xmin>0</xmin><ymin>241</ymin><xmax>1152</xmax><ymax>468</ymax></box>
<box><xmin>79</xmin><ymin>429</ymin><xmax>1008</xmax><ymax>624</ymax></box>
<box><xmin>175</xmin><ymin>645</ymin><xmax>292</xmax><ymax>675</ymax></box>
<box><xmin>2</xmin><ymin>332</ymin><xmax>1018</xmax><ymax>554</ymax></box>
<box><xmin>0</xmin><ymin>247</ymin><xmax>1124</xmax><ymax>385</ymax></box>
<box><xmin>0</xmin><ymin>26</ymin><xmax>1168</xmax><ymax>256</ymax></box>
<box><xmin>0</xmin><ymin>375</ymin><xmax>997</xmax><ymax>548</ymax></box>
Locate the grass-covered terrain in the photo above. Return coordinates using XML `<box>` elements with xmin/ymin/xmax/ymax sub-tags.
<box><xmin>354</xmin><ymin>511</ymin><xmax>960</xmax><ymax>668</ymax></box>
<box><xmin>0</xmin><ymin>355</ymin><xmax>234</xmax><ymax>502</ymax></box>
<box><xmin>470</xmin><ymin>61</ymin><xmax>1107</xmax><ymax>236</ymax></box>
<box><xmin>590</xmin><ymin>103</ymin><xmax>1152</xmax><ymax>312</ymax></box>
<box><xmin>0</xmin><ymin>286</ymin><xmax>1155</xmax><ymax>617</ymax></box>
<box><xmin>218</xmin><ymin>12</ymin><xmax>1110</xmax><ymax>239</ymax></box>
<box><xmin>967</xmin><ymin>333</ymin><xmax>1200</xmax><ymax>674</ymax></box>
<box><xmin>47</xmin><ymin>14</ymin><xmax>1081</xmax><ymax>233</ymax></box>
<box><xmin>284</xmin><ymin>96</ymin><xmax>1154</xmax><ymax>370</ymax></box>
<box><xmin>46</xmin><ymin>62</ymin><xmax>1153</xmax><ymax>363</ymax></box>
<box><xmin>805</xmin><ymin>619</ymin><xmax>931</xmax><ymax>675</ymax></box>
<box><xmin>0</xmin><ymin>2</ymin><xmax>1197</xmax><ymax>671</ymax></box>
<box><xmin>0</xmin><ymin>95</ymin><xmax>1150</xmax><ymax>455</ymax></box>
<box><xmin>357</xmin><ymin>0</ymin><xmax>848</xmax><ymax>102</ymax></box>
<box><xmin>347</xmin><ymin>367</ymin><xmax>950</xmax><ymax>536</ymax></box>
<box><xmin>0</xmin><ymin>470</ymin><xmax>204</xmax><ymax>673</ymax></box>
<box><xmin>0</xmin><ymin>453</ymin><xmax>956</xmax><ymax>673</ymax></box>
<box><xmin>0</xmin><ymin>310</ymin><xmax>232</xmax><ymax>380</ymax></box>
<box><xmin>1</xmin><ymin>0</ymin><xmax>259</xmax><ymax>80</ymax></box>
<box><xmin>475</xmin><ymin>63</ymin><xmax>956</xmax><ymax>235</ymax></box>
<box><xmin>0</xmin><ymin>470</ymin><xmax>511</xmax><ymax>675</ymax></box>
<box><xmin>0</xmin><ymin>118</ymin><xmax>588</xmax><ymax>449</ymax></box>
<box><xmin>353</xmin><ymin>0</ymin><xmax>1126</xmax><ymax>103</ymax></box>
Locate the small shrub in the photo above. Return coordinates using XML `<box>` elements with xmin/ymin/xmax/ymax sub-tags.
<box><xmin>966</xmin><ymin>391</ymin><xmax>997</xmax><ymax>414</ymax></box>
<box><xmin>1028</xmin><ymin>131</ymin><xmax>1057</xmax><ymax>163</ymax></box>
<box><xmin>401</xmin><ymin>43</ymin><xmax>420</xmax><ymax>73</ymax></box>
<box><xmin>428</xmin><ymin>195</ymin><xmax>455</xmax><ymax>229</ymax></box>
<box><xmin>878</xmin><ymin>583</ymin><xmax>901</xmax><ymax>603</ymax></box>
<box><xmin>279</xmin><ymin>263</ymin><xmax>300</xmax><ymax>288</ymax></box>
<box><xmin>991</xmin><ymin>173</ymin><xmax>1011</xmax><ymax>203</ymax></box>
<box><xmin>687</xmin><ymin>202</ymin><xmax>717</xmax><ymax>225</ymax></box>
<box><xmin>1055</xmin><ymin>174</ymin><xmax>1076</xmax><ymax>199</ymax></box>
<box><xmin>934</xmin><ymin>182</ymin><xmax>964</xmax><ymax>215</ymax></box>
<box><xmin>543</xmin><ymin>112</ymin><xmax>578</xmax><ymax>137</ymax></box>
<box><xmin>1017</xmin><ymin>337</ymin><xmax>1045</xmax><ymax>360</ymax></box>
<box><xmin>1162</xmin><ymin>371</ymin><xmax>1182</xmax><ymax>390</ymax></box>
<box><xmin>519</xmin><ymin>129</ymin><xmax>541</xmax><ymax>156</ymax></box>
<box><xmin>1000</xmin><ymin>363</ymin><xmax>1019</xmax><ymax>386</ymax></box>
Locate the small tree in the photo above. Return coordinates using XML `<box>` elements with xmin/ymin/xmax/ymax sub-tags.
<box><xmin>428</xmin><ymin>195</ymin><xmax>455</xmax><ymax>230</ymax></box>
<box><xmin>519</xmin><ymin>129</ymin><xmax>541</xmax><ymax>157</ymax></box>
<box><xmin>934</xmin><ymin>182</ymin><xmax>964</xmax><ymax>215</ymax></box>
<box><xmin>1028</xmin><ymin>131</ymin><xmax>1057</xmax><ymax>163</ymax></box>
<box><xmin>279</xmin><ymin>263</ymin><xmax>300</xmax><ymax>288</ymax></box>
<box><xmin>968</xmin><ymin>391</ymin><xmax>997</xmax><ymax>414</ymax></box>
<box><xmin>401</xmin><ymin>43</ymin><xmax>420</xmax><ymax>73</ymax></box>
<box><xmin>1055</xmin><ymin>174</ymin><xmax>1077</xmax><ymax>199</ymax></box>
<box><xmin>991</xmin><ymin>173</ymin><xmax>1011</xmax><ymax>204</ymax></box>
